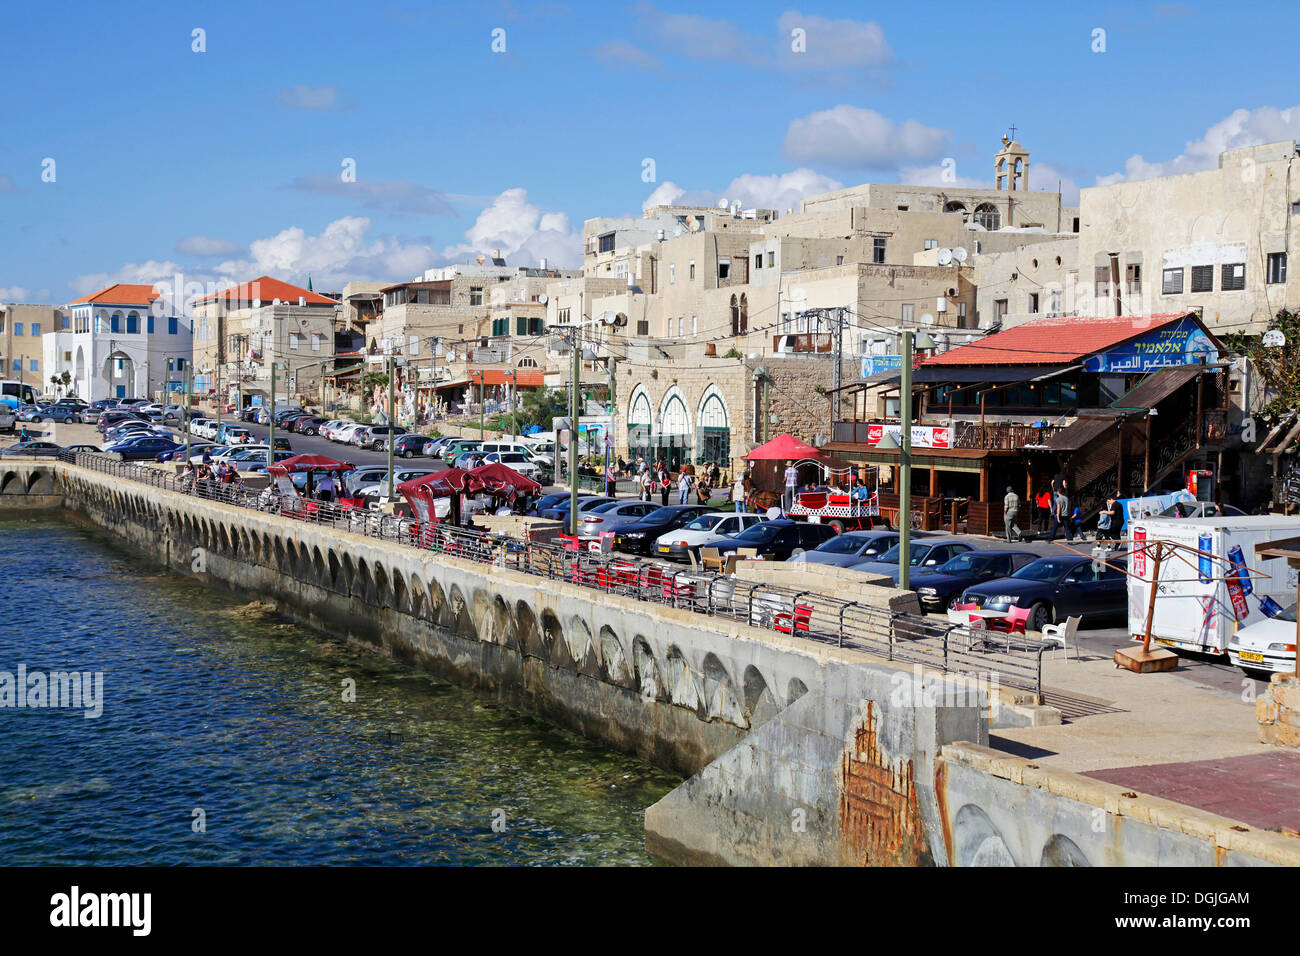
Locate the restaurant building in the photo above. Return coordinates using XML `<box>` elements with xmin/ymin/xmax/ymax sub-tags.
<box><xmin>826</xmin><ymin>312</ymin><xmax>1232</xmax><ymax>533</ymax></box>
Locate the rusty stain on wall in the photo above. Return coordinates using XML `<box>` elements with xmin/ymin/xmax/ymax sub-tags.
<box><xmin>839</xmin><ymin>700</ymin><xmax>933</xmax><ymax>866</ymax></box>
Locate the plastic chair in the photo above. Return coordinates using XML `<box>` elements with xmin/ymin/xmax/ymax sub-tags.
<box><xmin>1041</xmin><ymin>615</ymin><xmax>1081</xmax><ymax>658</ymax></box>
<box><xmin>989</xmin><ymin>605</ymin><xmax>1031</xmax><ymax>635</ymax></box>
<box><xmin>774</xmin><ymin>601</ymin><xmax>813</xmax><ymax>635</ymax></box>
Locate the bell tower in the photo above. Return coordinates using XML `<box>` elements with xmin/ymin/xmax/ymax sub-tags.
<box><xmin>994</xmin><ymin>131</ymin><xmax>1029</xmax><ymax>191</ymax></box>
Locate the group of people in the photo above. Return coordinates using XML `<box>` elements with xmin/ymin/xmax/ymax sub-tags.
<box><xmin>1002</xmin><ymin>477</ymin><xmax>1125</xmax><ymax>544</ymax></box>
<box><xmin>628</xmin><ymin>457</ymin><xmax>730</xmax><ymax>507</ymax></box>
<box><xmin>180</xmin><ymin>456</ymin><xmax>243</xmax><ymax>495</ymax></box>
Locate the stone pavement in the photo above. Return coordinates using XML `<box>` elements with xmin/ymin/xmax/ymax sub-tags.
<box><xmin>1085</xmin><ymin>751</ymin><xmax>1300</xmax><ymax>833</ymax></box>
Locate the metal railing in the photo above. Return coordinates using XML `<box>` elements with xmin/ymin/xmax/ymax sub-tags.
<box><xmin>56</xmin><ymin>450</ymin><xmax>1047</xmax><ymax>698</ymax></box>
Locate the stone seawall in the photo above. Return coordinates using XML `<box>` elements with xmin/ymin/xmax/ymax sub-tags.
<box><xmin>8</xmin><ymin>457</ymin><xmax>1297</xmax><ymax>867</ymax></box>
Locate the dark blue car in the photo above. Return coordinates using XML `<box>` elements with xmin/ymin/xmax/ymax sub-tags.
<box><xmin>104</xmin><ymin>436</ymin><xmax>185</xmax><ymax>461</ymax></box>
<box><xmin>961</xmin><ymin>555</ymin><xmax>1129</xmax><ymax>631</ymax></box>
<box><xmin>907</xmin><ymin>550</ymin><xmax>1037</xmax><ymax>611</ymax></box>
<box><xmin>540</xmin><ymin>495</ymin><xmax>614</xmax><ymax>522</ymax></box>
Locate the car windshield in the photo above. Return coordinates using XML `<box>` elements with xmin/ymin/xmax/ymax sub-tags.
<box><xmin>734</xmin><ymin>523</ymin><xmax>784</xmax><ymax>543</ymax></box>
<box><xmin>1274</xmin><ymin>602</ymin><xmax>1299</xmax><ymax>623</ymax></box>
<box><xmin>684</xmin><ymin>515</ymin><xmax>726</xmax><ymax>532</ymax></box>
<box><xmin>642</xmin><ymin>507</ymin><xmax>684</xmax><ymax>523</ymax></box>
<box><xmin>589</xmin><ymin>500</ymin><xmax>623</xmax><ymax>513</ymax></box>
<box><xmin>875</xmin><ymin>543</ymin><xmax>935</xmax><ymax>566</ymax></box>
<box><xmin>1012</xmin><ymin>557</ymin><xmax>1080</xmax><ymax>582</ymax></box>
<box><xmin>815</xmin><ymin>534</ymin><xmax>878</xmax><ymax>555</ymax></box>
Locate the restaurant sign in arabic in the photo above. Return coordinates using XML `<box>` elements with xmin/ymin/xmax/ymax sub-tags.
<box><xmin>1081</xmin><ymin>317</ymin><xmax>1218</xmax><ymax>373</ymax></box>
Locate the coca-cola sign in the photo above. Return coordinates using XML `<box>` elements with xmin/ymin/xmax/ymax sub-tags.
<box><xmin>865</xmin><ymin>424</ymin><xmax>952</xmax><ymax>449</ymax></box>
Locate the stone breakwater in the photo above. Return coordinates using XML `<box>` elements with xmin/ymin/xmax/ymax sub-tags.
<box><xmin>5</xmin><ymin>458</ymin><xmax>1298</xmax><ymax>866</ymax></box>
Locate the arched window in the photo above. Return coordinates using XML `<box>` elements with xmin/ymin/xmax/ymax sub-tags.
<box><xmin>126</xmin><ymin>311</ymin><xmax>140</xmax><ymax>334</ymax></box>
<box><xmin>739</xmin><ymin>294</ymin><xmax>748</xmax><ymax>334</ymax></box>
<box><xmin>628</xmin><ymin>389</ymin><xmax>652</xmax><ymax>461</ymax></box>
<box><xmin>697</xmin><ymin>389</ymin><xmax>730</xmax><ymax>465</ymax></box>
<box><xmin>656</xmin><ymin>391</ymin><xmax>691</xmax><ymax>469</ymax></box>
<box><xmin>730</xmin><ymin>295</ymin><xmax>740</xmax><ymax>336</ymax></box>
<box><xmin>516</xmin><ymin>356</ymin><xmax>539</xmax><ymax>368</ymax></box>
<box><xmin>973</xmin><ymin>203</ymin><xmax>1000</xmax><ymax>231</ymax></box>
<box><xmin>110</xmin><ymin>311</ymin><xmax>123</xmax><ymax>333</ymax></box>
<box><xmin>943</xmin><ymin>201</ymin><xmax>966</xmax><ymax>213</ymax></box>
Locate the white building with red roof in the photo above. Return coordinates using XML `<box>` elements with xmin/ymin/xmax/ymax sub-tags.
<box><xmin>46</xmin><ymin>283</ymin><xmax>193</xmax><ymax>402</ymax></box>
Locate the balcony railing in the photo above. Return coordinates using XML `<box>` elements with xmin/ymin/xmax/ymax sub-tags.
<box><xmin>772</xmin><ymin>333</ymin><xmax>834</xmax><ymax>353</ymax></box>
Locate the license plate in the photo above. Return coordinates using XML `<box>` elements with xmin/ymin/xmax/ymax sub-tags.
<box><xmin>1238</xmin><ymin>651</ymin><xmax>1264</xmax><ymax>663</ymax></box>
<box><xmin>658</xmin><ymin>546</ymin><xmax>671</xmax><ymax>553</ymax></box>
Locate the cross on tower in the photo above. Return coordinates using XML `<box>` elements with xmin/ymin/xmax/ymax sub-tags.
<box><xmin>1008</xmin><ymin>124</ymin><xmax>1017</xmax><ymax>141</ymax></box>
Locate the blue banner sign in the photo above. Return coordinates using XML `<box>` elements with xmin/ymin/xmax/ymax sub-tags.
<box><xmin>1082</xmin><ymin>317</ymin><xmax>1218</xmax><ymax>373</ymax></box>
<box><xmin>861</xmin><ymin>355</ymin><xmax>903</xmax><ymax>378</ymax></box>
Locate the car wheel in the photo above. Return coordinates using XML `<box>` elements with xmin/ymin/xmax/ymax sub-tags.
<box><xmin>946</xmin><ymin>594</ymin><xmax>962</xmax><ymax>611</ymax></box>
<box><xmin>791</xmin><ymin>547</ymin><xmax>805</xmax><ymax>557</ymax></box>
<box><xmin>304</xmin><ymin>428</ymin><xmax>316</xmax><ymax>436</ymax></box>
<box><xmin>1028</xmin><ymin>601</ymin><xmax>1053</xmax><ymax>631</ymax></box>
<box><xmin>403</xmin><ymin>449</ymin><xmax>414</xmax><ymax>458</ymax></box>
<box><xmin>30</xmin><ymin>416</ymin><xmax>41</xmax><ymax>423</ymax></box>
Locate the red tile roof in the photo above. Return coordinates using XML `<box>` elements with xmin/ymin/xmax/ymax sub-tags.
<box><xmin>922</xmin><ymin>313</ymin><xmax>1196</xmax><ymax>366</ymax></box>
<box><xmin>472</xmin><ymin>368</ymin><xmax>544</xmax><ymax>387</ymax></box>
<box><xmin>69</xmin><ymin>283</ymin><xmax>160</xmax><ymax>305</ymax></box>
<box><xmin>191</xmin><ymin>276</ymin><xmax>337</xmax><ymax>307</ymax></box>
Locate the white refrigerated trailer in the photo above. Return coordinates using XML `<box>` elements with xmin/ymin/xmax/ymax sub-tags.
<box><xmin>1126</xmin><ymin>516</ymin><xmax>1300</xmax><ymax>655</ymax></box>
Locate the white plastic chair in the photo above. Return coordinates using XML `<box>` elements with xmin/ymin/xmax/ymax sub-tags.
<box><xmin>1041</xmin><ymin>615</ymin><xmax>1081</xmax><ymax>659</ymax></box>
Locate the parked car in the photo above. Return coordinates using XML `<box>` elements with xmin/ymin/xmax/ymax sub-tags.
<box><xmin>852</xmin><ymin>538</ymin><xmax>976</xmax><ymax>580</ymax></box>
<box><xmin>907</xmin><ymin>550</ymin><xmax>1039</xmax><ymax>611</ymax></box>
<box><xmin>1159</xmin><ymin>500</ymin><xmax>1247</xmax><ymax>519</ymax></box>
<box><xmin>329</xmin><ymin>422</ymin><xmax>365</xmax><ymax>444</ymax></box>
<box><xmin>576</xmin><ymin>500</ymin><xmax>661</xmax><ymax>539</ymax></box>
<box><xmin>1229</xmin><ymin>601</ymin><xmax>1298</xmax><ymax>677</ymax></box>
<box><xmin>653</xmin><ymin>511</ymin><xmax>767</xmax><ymax>561</ymax></box>
<box><xmin>541</xmin><ymin>494</ymin><xmax>617</xmax><ymax>523</ymax></box>
<box><xmin>157</xmin><ymin>441</ymin><xmax>219</xmax><ymax>462</ymax></box>
<box><xmin>15</xmin><ymin>405</ymin><xmax>43</xmax><ymax>422</ymax></box>
<box><xmin>0</xmin><ymin>440</ymin><xmax>62</xmax><ymax>457</ymax></box>
<box><xmin>961</xmin><ymin>556</ymin><xmax>1130</xmax><ymax>631</ymax></box>
<box><xmin>527</xmin><ymin>491</ymin><xmax>594</xmax><ymax>516</ymax></box>
<box><xmin>356</xmin><ymin>468</ymin><xmax>440</xmax><ymax>498</ymax></box>
<box><xmin>63</xmin><ymin>443</ymin><xmax>101</xmax><ymax>454</ymax></box>
<box><xmin>104</xmin><ymin>435</ymin><xmax>186</xmax><ymax>461</ymax></box>
<box><xmin>454</xmin><ymin>451</ymin><xmax>490</xmax><ymax>471</ymax></box>
<box><xmin>342</xmin><ymin>466</ymin><xmax>394</xmax><ymax>498</ymax></box>
<box><xmin>78</xmin><ymin>408</ymin><xmax>103</xmax><ymax>424</ymax></box>
<box><xmin>354</xmin><ymin>424</ymin><xmax>407</xmax><ymax>450</ymax></box>
<box><xmin>480</xmin><ymin>451</ymin><xmax>544</xmax><ymax>481</ymax></box>
<box><xmin>24</xmin><ymin>405</ymin><xmax>81</xmax><ymax>424</ymax></box>
<box><xmin>480</xmin><ymin>441</ymin><xmax>554</xmax><ymax>469</ymax></box>
<box><xmin>389</xmin><ymin>434</ymin><xmax>440</xmax><ymax>458</ymax></box>
<box><xmin>612</xmin><ymin>504</ymin><xmax>717</xmax><ymax>555</ymax></box>
<box><xmin>708</xmin><ymin>519</ymin><xmax>838</xmax><ymax>561</ymax></box>
<box><xmin>786</xmin><ymin>529</ymin><xmax>903</xmax><ymax>568</ymax></box>
<box><xmin>291</xmin><ymin>416</ymin><xmax>328</xmax><ymax>436</ymax></box>
<box><xmin>217</xmin><ymin>423</ymin><xmax>254</xmax><ymax>444</ymax></box>
<box><xmin>441</xmin><ymin>439</ymin><xmax>481</xmax><ymax>463</ymax></box>
<box><xmin>232</xmin><ymin>449</ymin><xmax>296</xmax><ymax>472</ymax></box>
<box><xmin>161</xmin><ymin>404</ymin><xmax>187</xmax><ymax>422</ymax></box>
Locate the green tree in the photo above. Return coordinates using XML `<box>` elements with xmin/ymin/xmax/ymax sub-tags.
<box><xmin>1221</xmin><ymin>308</ymin><xmax>1300</xmax><ymax>423</ymax></box>
<box><xmin>518</xmin><ymin>387</ymin><xmax>569</xmax><ymax>431</ymax></box>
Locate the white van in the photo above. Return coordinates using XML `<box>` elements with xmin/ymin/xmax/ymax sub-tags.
<box><xmin>1126</xmin><ymin>516</ymin><xmax>1300</xmax><ymax>656</ymax></box>
<box><xmin>480</xmin><ymin>441</ymin><xmax>553</xmax><ymax>468</ymax></box>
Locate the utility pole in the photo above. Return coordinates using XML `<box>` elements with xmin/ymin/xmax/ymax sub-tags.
<box><xmin>832</xmin><ymin>307</ymin><xmax>844</xmax><ymax>423</ymax></box>
<box><xmin>510</xmin><ymin>369</ymin><xmax>518</xmax><ymax>440</ymax></box>
<box><xmin>478</xmin><ymin>369</ymin><xmax>485</xmax><ymax>440</ymax></box>
<box><xmin>899</xmin><ymin>330</ymin><xmax>914</xmax><ymax>591</ymax></box>
<box><xmin>184</xmin><ymin>364</ymin><xmax>193</xmax><ymax>463</ymax></box>
<box><xmin>387</xmin><ymin>353</ymin><xmax>396</xmax><ymax>499</ymax></box>
<box><xmin>608</xmin><ymin>360</ymin><xmax>617</xmax><ymax>474</ymax></box>
<box><xmin>569</xmin><ymin>329</ymin><xmax>580</xmax><ymax>536</ymax></box>
<box><xmin>268</xmin><ymin>362</ymin><xmax>276</xmax><ymax>471</ymax></box>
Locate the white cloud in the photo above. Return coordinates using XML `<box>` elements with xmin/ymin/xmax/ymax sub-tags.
<box><xmin>175</xmin><ymin>235</ymin><xmax>247</xmax><ymax>257</ymax></box>
<box><xmin>897</xmin><ymin>162</ymin><xmax>987</xmax><ymax>190</ymax></box>
<box><xmin>783</xmin><ymin>106</ymin><xmax>950</xmax><ymax>168</ymax></box>
<box><xmin>70</xmin><ymin>260</ymin><xmax>187</xmax><ymax>297</ymax></box>
<box><xmin>1024</xmin><ymin>162</ymin><xmax>1081</xmax><ymax>206</ymax></box>
<box><xmin>590</xmin><ymin>40</ymin><xmax>662</xmax><ymax>70</ymax></box>
<box><xmin>1098</xmin><ymin>104</ymin><xmax>1300</xmax><ymax>184</ymax></box>
<box><xmin>0</xmin><ymin>285</ymin><xmax>30</xmax><ymax>300</ymax></box>
<box><xmin>637</xmin><ymin>4</ymin><xmax>764</xmax><ymax>65</ymax></box>
<box><xmin>643</xmin><ymin>168</ymin><xmax>844</xmax><ymax>214</ymax></box>
<box><xmin>443</xmin><ymin>188</ymin><xmax>582</xmax><ymax>267</ymax></box>
<box><xmin>278</xmin><ymin>84</ymin><xmax>342</xmax><ymax>111</ymax></box>
<box><xmin>776</xmin><ymin>11</ymin><xmax>891</xmax><ymax>69</ymax></box>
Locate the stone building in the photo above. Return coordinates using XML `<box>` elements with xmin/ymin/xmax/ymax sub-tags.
<box><xmin>1</xmin><ymin>301</ymin><xmax>65</xmax><ymax>396</ymax></box>
<box><xmin>1078</xmin><ymin>139</ymin><xmax>1300</xmax><ymax>334</ymax></box>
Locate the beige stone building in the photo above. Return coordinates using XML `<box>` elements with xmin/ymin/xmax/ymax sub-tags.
<box><xmin>0</xmin><ymin>302</ymin><xmax>64</xmax><ymax>396</ymax></box>
<box><xmin>1077</xmin><ymin>139</ymin><xmax>1300</xmax><ymax>334</ymax></box>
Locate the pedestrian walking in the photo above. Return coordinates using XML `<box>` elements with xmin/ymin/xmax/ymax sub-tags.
<box><xmin>1035</xmin><ymin>486</ymin><xmax>1052</xmax><ymax>534</ymax></box>
<box><xmin>1003</xmin><ymin>485</ymin><xmax>1022</xmax><ymax>541</ymax></box>
<box><xmin>638</xmin><ymin>469</ymin><xmax>652</xmax><ymax>502</ymax></box>
<box><xmin>657</xmin><ymin>461</ymin><xmax>670</xmax><ymax>506</ymax></box>
<box><xmin>604</xmin><ymin>462</ymin><xmax>617</xmax><ymax>497</ymax></box>
<box><xmin>733</xmin><ymin>473</ymin><xmax>747</xmax><ymax>513</ymax></box>
<box><xmin>678</xmin><ymin>468</ymin><xmax>693</xmax><ymax>505</ymax></box>
<box><xmin>783</xmin><ymin>460</ymin><xmax>798</xmax><ymax>513</ymax></box>
<box><xmin>1097</xmin><ymin>496</ymin><xmax>1120</xmax><ymax>545</ymax></box>
<box><xmin>1047</xmin><ymin>486</ymin><xmax>1072</xmax><ymax>542</ymax></box>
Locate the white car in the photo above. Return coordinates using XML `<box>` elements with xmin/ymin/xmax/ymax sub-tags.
<box><xmin>188</xmin><ymin>418</ymin><xmax>210</xmax><ymax>437</ymax></box>
<box><xmin>480</xmin><ymin>442</ymin><xmax>553</xmax><ymax>469</ymax></box>
<box><xmin>481</xmin><ymin>451</ymin><xmax>543</xmax><ymax>480</ymax></box>
<box><xmin>320</xmin><ymin>420</ymin><xmax>350</xmax><ymax>440</ymax></box>
<box><xmin>1228</xmin><ymin>602</ymin><xmax>1298</xmax><ymax>676</ymax></box>
<box><xmin>355</xmin><ymin>468</ymin><xmax>440</xmax><ymax>498</ymax></box>
<box><xmin>333</xmin><ymin>422</ymin><xmax>366</xmax><ymax>444</ymax></box>
<box><xmin>652</xmin><ymin>511</ymin><xmax>767</xmax><ymax>562</ymax></box>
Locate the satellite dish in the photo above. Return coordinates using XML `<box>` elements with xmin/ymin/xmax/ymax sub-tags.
<box><xmin>952</xmin><ymin>246</ymin><xmax>969</xmax><ymax>263</ymax></box>
<box><xmin>921</xmin><ymin>313</ymin><xmax>936</xmax><ymax>326</ymax></box>
<box><xmin>537</xmin><ymin>293</ymin><xmax>548</xmax><ymax>304</ymax></box>
<box><xmin>688</xmin><ymin>220</ymin><xmax>701</xmax><ymax>232</ymax></box>
<box><xmin>937</xmin><ymin>248</ymin><xmax>953</xmax><ymax>266</ymax></box>
<box><xmin>1263</xmin><ymin>328</ymin><xmax>1287</xmax><ymax>348</ymax></box>
<box><xmin>446</xmin><ymin>350</ymin><xmax>457</xmax><ymax>363</ymax></box>
<box><xmin>601</xmin><ymin>311</ymin><xmax>618</xmax><ymax>326</ymax></box>
<box><xmin>718</xmin><ymin>198</ymin><xmax>729</xmax><ymax>209</ymax></box>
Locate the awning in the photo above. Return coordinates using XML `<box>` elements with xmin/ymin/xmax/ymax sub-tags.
<box><xmin>471</xmin><ymin>369</ymin><xmax>545</xmax><ymax>387</ymax></box>
<box><xmin>847</xmin><ymin>363</ymin><xmax>1068</xmax><ymax>388</ymax></box>
<box><xmin>323</xmin><ymin>363</ymin><xmax>364</xmax><ymax>378</ymax></box>
<box><xmin>1109</xmin><ymin>364</ymin><xmax>1204</xmax><ymax>411</ymax></box>
<box><xmin>1044</xmin><ymin>413</ymin><xmax>1122</xmax><ymax>452</ymax></box>
<box><xmin>434</xmin><ymin>378</ymin><xmax>471</xmax><ymax>391</ymax></box>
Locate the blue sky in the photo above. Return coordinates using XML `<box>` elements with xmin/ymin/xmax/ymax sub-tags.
<box><xmin>2</xmin><ymin>0</ymin><xmax>1298</xmax><ymax>305</ymax></box>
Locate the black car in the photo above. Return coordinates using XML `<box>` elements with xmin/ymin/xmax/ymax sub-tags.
<box><xmin>908</xmin><ymin>550</ymin><xmax>1038</xmax><ymax>611</ymax></box>
<box><xmin>710</xmin><ymin>519</ymin><xmax>839</xmax><ymax>561</ymax></box>
<box><xmin>962</xmin><ymin>555</ymin><xmax>1130</xmax><ymax>630</ymax></box>
<box><xmin>0</xmin><ymin>440</ymin><xmax>62</xmax><ymax>458</ymax></box>
<box><xmin>613</xmin><ymin>504</ymin><xmax>726</xmax><ymax>555</ymax></box>
<box><xmin>291</xmin><ymin>416</ymin><xmax>328</xmax><ymax>435</ymax></box>
<box><xmin>392</xmin><ymin>434</ymin><xmax>439</xmax><ymax>458</ymax></box>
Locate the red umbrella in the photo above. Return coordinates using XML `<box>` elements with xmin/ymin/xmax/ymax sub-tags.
<box><xmin>466</xmin><ymin>462</ymin><xmax>542</xmax><ymax>500</ymax></box>
<box><xmin>744</xmin><ymin>433</ymin><xmax>825</xmax><ymax>461</ymax></box>
<box><xmin>275</xmin><ymin>454</ymin><xmax>352</xmax><ymax>472</ymax></box>
<box><xmin>398</xmin><ymin>469</ymin><xmax>473</xmax><ymax>523</ymax></box>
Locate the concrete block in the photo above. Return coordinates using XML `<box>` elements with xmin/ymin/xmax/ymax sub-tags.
<box><xmin>1257</xmin><ymin>697</ymin><xmax>1278</xmax><ymax>724</ymax></box>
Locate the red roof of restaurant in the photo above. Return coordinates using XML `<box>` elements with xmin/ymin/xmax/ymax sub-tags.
<box><xmin>471</xmin><ymin>369</ymin><xmax>544</xmax><ymax>387</ymax></box>
<box><xmin>923</xmin><ymin>313</ymin><xmax>1197</xmax><ymax>366</ymax></box>
<box><xmin>69</xmin><ymin>283</ymin><xmax>160</xmax><ymax>305</ymax></box>
<box><xmin>190</xmin><ymin>276</ymin><xmax>337</xmax><ymax>307</ymax></box>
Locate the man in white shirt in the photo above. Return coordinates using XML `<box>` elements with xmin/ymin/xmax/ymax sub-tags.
<box><xmin>783</xmin><ymin>461</ymin><xmax>797</xmax><ymax>512</ymax></box>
